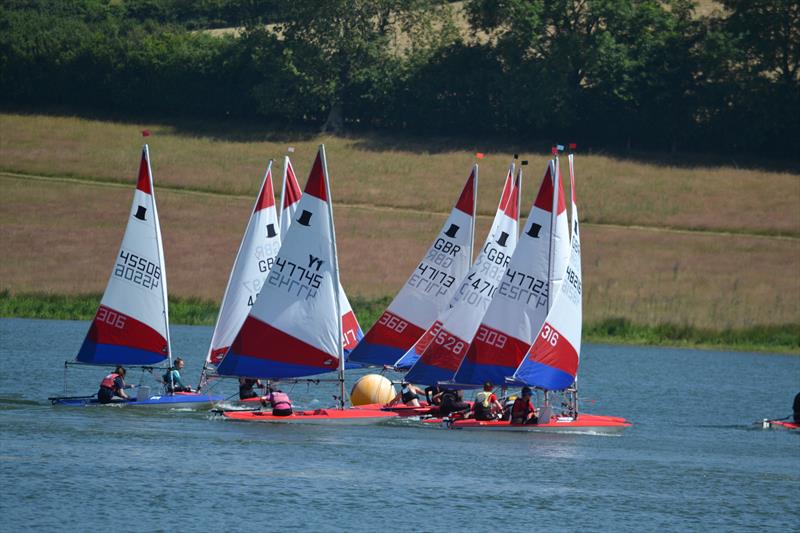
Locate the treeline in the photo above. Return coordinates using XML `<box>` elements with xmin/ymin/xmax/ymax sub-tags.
<box><xmin>1</xmin><ymin>0</ymin><xmax>798</xmax><ymax>154</ymax></box>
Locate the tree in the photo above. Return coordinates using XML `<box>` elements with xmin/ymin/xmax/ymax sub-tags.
<box><xmin>271</xmin><ymin>0</ymin><xmax>455</xmax><ymax>131</ymax></box>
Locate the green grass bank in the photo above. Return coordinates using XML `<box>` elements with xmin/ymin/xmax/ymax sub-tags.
<box><xmin>2</xmin><ymin>292</ymin><xmax>797</xmax><ymax>355</ymax></box>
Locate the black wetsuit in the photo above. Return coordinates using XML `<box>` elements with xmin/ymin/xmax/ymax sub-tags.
<box><xmin>239</xmin><ymin>378</ymin><xmax>260</xmax><ymax>400</ymax></box>
<box><xmin>439</xmin><ymin>391</ymin><xmax>469</xmax><ymax>417</ymax></box>
<box><xmin>793</xmin><ymin>392</ymin><xmax>800</xmax><ymax>424</ymax></box>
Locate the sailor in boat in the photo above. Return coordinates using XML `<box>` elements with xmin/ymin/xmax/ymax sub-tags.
<box><xmin>510</xmin><ymin>387</ymin><xmax>538</xmax><ymax>425</ymax></box>
<box><xmin>238</xmin><ymin>377</ymin><xmax>264</xmax><ymax>400</ymax></box>
<box><xmin>438</xmin><ymin>388</ymin><xmax>471</xmax><ymax>418</ymax></box>
<box><xmin>425</xmin><ymin>385</ymin><xmax>444</xmax><ymax>406</ymax></box>
<box><xmin>471</xmin><ymin>382</ymin><xmax>504</xmax><ymax>421</ymax></box>
<box><xmin>261</xmin><ymin>387</ymin><xmax>293</xmax><ymax>417</ymax></box>
<box><xmin>162</xmin><ymin>358</ymin><xmax>194</xmax><ymax>393</ymax></box>
<box><xmin>97</xmin><ymin>367</ymin><xmax>133</xmax><ymax>404</ymax></box>
<box><xmin>389</xmin><ymin>382</ymin><xmax>425</xmax><ymax>407</ymax></box>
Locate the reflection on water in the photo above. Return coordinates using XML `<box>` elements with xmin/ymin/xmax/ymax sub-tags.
<box><xmin>0</xmin><ymin>318</ymin><xmax>798</xmax><ymax>531</ymax></box>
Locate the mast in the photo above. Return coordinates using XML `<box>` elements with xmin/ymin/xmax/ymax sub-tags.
<box><xmin>320</xmin><ymin>145</ymin><xmax>345</xmax><ymax>410</ymax></box>
<box><xmin>547</xmin><ymin>154</ymin><xmax>559</xmax><ymax>313</ymax></box>
<box><xmin>145</xmin><ymin>144</ymin><xmax>173</xmax><ymax>389</ymax></box>
<box><xmin>518</xmin><ymin>161</ymin><xmax>525</xmax><ymax>234</ymax></box>
<box><xmin>470</xmin><ymin>163</ymin><xmax>478</xmax><ymax>263</ymax></box>
<box><xmin>280</xmin><ymin>155</ymin><xmax>289</xmax><ymax>219</ymax></box>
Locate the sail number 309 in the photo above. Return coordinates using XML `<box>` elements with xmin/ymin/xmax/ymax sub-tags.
<box><xmin>475</xmin><ymin>325</ymin><xmax>507</xmax><ymax>349</ymax></box>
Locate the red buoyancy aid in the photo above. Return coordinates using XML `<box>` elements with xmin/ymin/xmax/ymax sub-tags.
<box><xmin>269</xmin><ymin>391</ymin><xmax>291</xmax><ymax>410</ymax></box>
<box><xmin>511</xmin><ymin>398</ymin><xmax>534</xmax><ymax>418</ymax></box>
<box><xmin>100</xmin><ymin>373</ymin><xmax>120</xmax><ymax>390</ymax></box>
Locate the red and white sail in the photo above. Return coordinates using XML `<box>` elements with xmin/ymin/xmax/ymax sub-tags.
<box><xmin>217</xmin><ymin>146</ymin><xmax>346</xmax><ymax>379</ymax></box>
<box><xmin>349</xmin><ymin>167</ymin><xmax>477</xmax><ymax>367</ymax></box>
<box><xmin>204</xmin><ymin>162</ymin><xmax>281</xmax><ymax>368</ymax></box>
<box><xmin>280</xmin><ymin>155</ymin><xmax>302</xmax><ymax>242</ymax></box>
<box><xmin>76</xmin><ymin>145</ymin><xmax>170</xmax><ymax>365</ymax></box>
<box><xmin>513</xmin><ymin>154</ymin><xmax>581</xmax><ymax>390</ymax></box>
<box><xmin>401</xmin><ymin>164</ymin><xmax>520</xmax><ymax>384</ymax></box>
<box><xmin>453</xmin><ymin>159</ymin><xmax>569</xmax><ymax>386</ymax></box>
<box><xmin>279</xmin><ymin>156</ymin><xmax>363</xmax><ymax>357</ymax></box>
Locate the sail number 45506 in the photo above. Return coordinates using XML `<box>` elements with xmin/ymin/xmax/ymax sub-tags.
<box><xmin>114</xmin><ymin>250</ymin><xmax>161</xmax><ymax>290</ymax></box>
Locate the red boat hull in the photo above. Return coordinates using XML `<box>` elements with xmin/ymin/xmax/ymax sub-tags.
<box><xmin>425</xmin><ymin>413</ymin><xmax>632</xmax><ymax>434</ymax></box>
<box><xmin>353</xmin><ymin>402</ymin><xmax>440</xmax><ymax>417</ymax></box>
<box><xmin>759</xmin><ymin>419</ymin><xmax>799</xmax><ymax>430</ymax></box>
<box><xmin>222</xmin><ymin>408</ymin><xmax>397</xmax><ymax>425</ymax></box>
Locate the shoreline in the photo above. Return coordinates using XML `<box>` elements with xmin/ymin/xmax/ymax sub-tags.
<box><xmin>2</xmin><ymin>292</ymin><xmax>797</xmax><ymax>355</ymax></box>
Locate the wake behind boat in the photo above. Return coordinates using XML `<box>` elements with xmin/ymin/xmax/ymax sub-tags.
<box><xmin>50</xmin><ymin>145</ymin><xmax>220</xmax><ymax>409</ymax></box>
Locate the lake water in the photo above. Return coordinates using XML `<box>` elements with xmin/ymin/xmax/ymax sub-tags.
<box><xmin>0</xmin><ymin>318</ymin><xmax>797</xmax><ymax>531</ymax></box>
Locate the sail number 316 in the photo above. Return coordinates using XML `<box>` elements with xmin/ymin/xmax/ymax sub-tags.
<box><xmin>541</xmin><ymin>324</ymin><xmax>559</xmax><ymax>347</ymax></box>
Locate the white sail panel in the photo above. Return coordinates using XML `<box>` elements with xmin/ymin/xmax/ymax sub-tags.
<box><xmin>514</xmin><ymin>153</ymin><xmax>581</xmax><ymax>390</ymax></box>
<box><xmin>349</xmin><ymin>167</ymin><xmax>477</xmax><ymax>367</ymax></box>
<box><xmin>453</xmin><ymin>160</ymin><xmax>568</xmax><ymax>386</ymax></box>
<box><xmin>206</xmin><ymin>163</ymin><xmax>281</xmax><ymax>366</ymax></box>
<box><xmin>402</xmin><ymin>165</ymin><xmax>520</xmax><ymax>384</ymax></box>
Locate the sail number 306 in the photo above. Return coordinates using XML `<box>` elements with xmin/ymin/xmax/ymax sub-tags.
<box><xmin>114</xmin><ymin>250</ymin><xmax>161</xmax><ymax>290</ymax></box>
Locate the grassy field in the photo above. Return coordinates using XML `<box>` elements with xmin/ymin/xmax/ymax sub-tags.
<box><xmin>0</xmin><ymin>112</ymin><xmax>798</xmax><ymax>352</ymax></box>
<box><xmin>2</xmin><ymin>113</ymin><xmax>798</xmax><ymax>236</ymax></box>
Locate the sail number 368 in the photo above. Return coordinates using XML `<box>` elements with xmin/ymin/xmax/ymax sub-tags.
<box><xmin>378</xmin><ymin>312</ymin><xmax>408</xmax><ymax>334</ymax></box>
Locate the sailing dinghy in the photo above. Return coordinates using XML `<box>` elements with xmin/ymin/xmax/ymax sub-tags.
<box><xmin>348</xmin><ymin>166</ymin><xmax>477</xmax><ymax>367</ymax></box>
<box><xmin>217</xmin><ymin>145</ymin><xmax>395</xmax><ymax>424</ymax></box>
<box><xmin>443</xmin><ymin>153</ymin><xmax>631</xmax><ymax>433</ymax></box>
<box><xmin>51</xmin><ymin>145</ymin><xmax>221</xmax><ymax>408</ymax></box>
